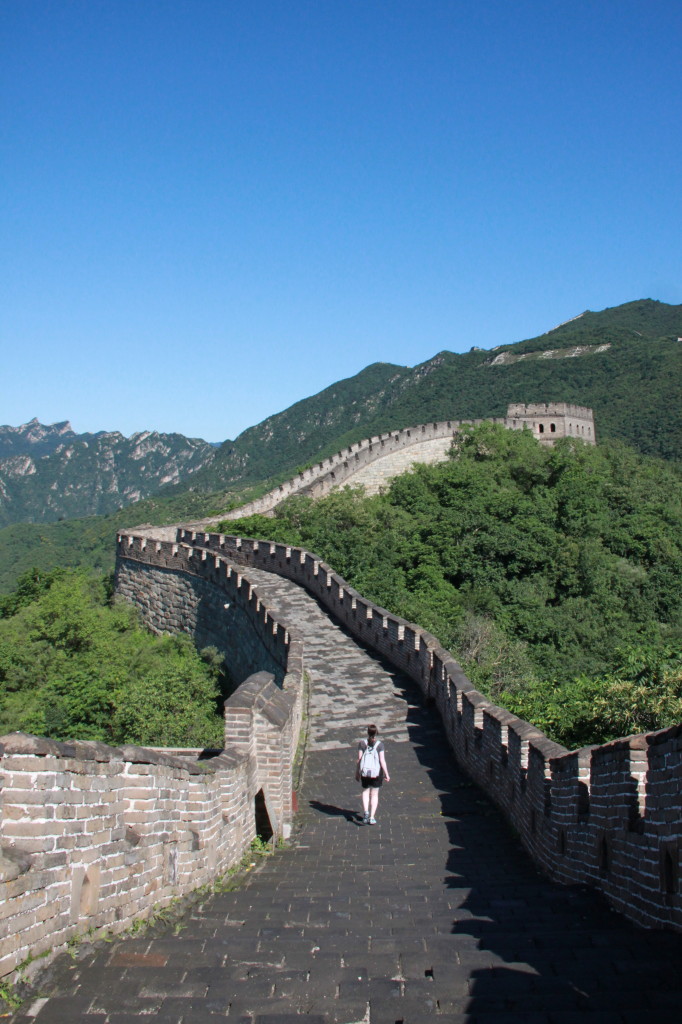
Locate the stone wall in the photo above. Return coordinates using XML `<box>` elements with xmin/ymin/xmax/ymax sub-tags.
<box><xmin>506</xmin><ymin>402</ymin><xmax>596</xmax><ymax>445</ymax></box>
<box><xmin>0</xmin><ymin>539</ymin><xmax>306</xmax><ymax>980</ymax></box>
<box><xmin>171</xmin><ymin>527</ymin><xmax>681</xmax><ymax>932</ymax></box>
<box><xmin>338</xmin><ymin>435</ymin><xmax>455</xmax><ymax>496</ymax></box>
<box><xmin>115</xmin><ymin>541</ymin><xmax>288</xmax><ymax>687</ymax></box>
<box><xmin>192</xmin><ymin>406</ymin><xmax>594</xmax><ymax>526</ymax></box>
<box><xmin>200</xmin><ymin>419</ymin><xmax>507</xmax><ymax>524</ymax></box>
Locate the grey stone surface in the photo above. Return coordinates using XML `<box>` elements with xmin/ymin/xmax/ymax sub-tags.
<box><xmin>13</xmin><ymin>568</ymin><xmax>682</xmax><ymax>1023</ymax></box>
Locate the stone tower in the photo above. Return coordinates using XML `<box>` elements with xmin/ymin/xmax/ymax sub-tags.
<box><xmin>505</xmin><ymin>403</ymin><xmax>596</xmax><ymax>445</ymax></box>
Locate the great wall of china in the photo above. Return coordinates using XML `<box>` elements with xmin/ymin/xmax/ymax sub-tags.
<box><xmin>3</xmin><ymin>401</ymin><xmax>680</xmax><ymax>987</ymax></box>
<box><xmin>210</xmin><ymin>403</ymin><xmax>596</xmax><ymax>522</ymax></box>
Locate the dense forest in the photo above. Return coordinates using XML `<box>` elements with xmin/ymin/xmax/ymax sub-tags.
<box><xmin>2</xmin><ymin>317</ymin><xmax>678</xmax><ymax>595</ymax></box>
<box><xmin>1</xmin><ymin>425</ymin><xmax>680</xmax><ymax>751</ymax></box>
<box><xmin>0</xmin><ymin>568</ymin><xmax>225</xmax><ymax>748</ymax></box>
<box><xmin>220</xmin><ymin>425</ymin><xmax>682</xmax><ymax>748</ymax></box>
<box><xmin>1</xmin><ymin>299</ymin><xmax>680</xmax><ymax>595</ymax></box>
<box><xmin>197</xmin><ymin>299</ymin><xmax>682</xmax><ymax>488</ymax></box>
<box><xmin>0</xmin><ymin>485</ymin><xmax>235</xmax><ymax>594</ymax></box>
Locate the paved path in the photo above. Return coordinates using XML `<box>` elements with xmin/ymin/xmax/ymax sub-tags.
<box><xmin>11</xmin><ymin>570</ymin><xmax>682</xmax><ymax>1023</ymax></box>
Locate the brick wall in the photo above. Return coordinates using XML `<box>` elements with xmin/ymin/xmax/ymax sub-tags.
<box><xmin>114</xmin><ymin>533</ymin><xmax>300</xmax><ymax>687</ymax></box>
<box><xmin>196</xmin><ymin>419</ymin><xmax>507</xmax><ymax>524</ymax></box>
<box><xmin>166</xmin><ymin>527</ymin><xmax>681</xmax><ymax>932</ymax></box>
<box><xmin>6</xmin><ymin>506</ymin><xmax>674</xmax><ymax>982</ymax></box>
<box><xmin>506</xmin><ymin>402</ymin><xmax>596</xmax><ymax>445</ymax></box>
<box><xmin>0</xmin><ymin>538</ymin><xmax>306</xmax><ymax>980</ymax></box>
<box><xmin>190</xmin><ymin>406</ymin><xmax>593</xmax><ymax>527</ymax></box>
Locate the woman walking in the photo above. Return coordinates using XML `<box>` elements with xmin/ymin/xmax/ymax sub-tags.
<box><xmin>355</xmin><ymin>723</ymin><xmax>390</xmax><ymax>824</ymax></box>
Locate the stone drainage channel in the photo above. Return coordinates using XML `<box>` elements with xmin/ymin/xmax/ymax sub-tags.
<box><xmin>10</xmin><ymin>567</ymin><xmax>682</xmax><ymax>1023</ymax></box>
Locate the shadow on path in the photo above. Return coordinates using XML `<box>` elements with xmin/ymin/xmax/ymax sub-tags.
<box><xmin>8</xmin><ymin>575</ymin><xmax>682</xmax><ymax>1023</ymax></box>
<box><xmin>308</xmin><ymin>800</ymin><xmax>362</xmax><ymax>824</ymax></box>
<box><xmin>395</xmin><ymin>676</ymin><xmax>682</xmax><ymax>1021</ymax></box>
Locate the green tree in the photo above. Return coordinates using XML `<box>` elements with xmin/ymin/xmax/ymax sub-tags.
<box><xmin>225</xmin><ymin>424</ymin><xmax>682</xmax><ymax>746</ymax></box>
<box><xmin>0</xmin><ymin>569</ymin><xmax>224</xmax><ymax>748</ymax></box>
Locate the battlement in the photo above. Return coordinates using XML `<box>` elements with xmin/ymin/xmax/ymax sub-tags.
<box><xmin>507</xmin><ymin>402</ymin><xmax>594</xmax><ymax>417</ymax></box>
<box><xmin>209</xmin><ymin>420</ymin><xmax>489</xmax><ymax>523</ymax></box>
<box><xmin>197</xmin><ymin>402</ymin><xmax>595</xmax><ymax>526</ymax></box>
<box><xmin>2</xmin><ymin>520</ymin><xmax>679</xmax><ymax>980</ymax></box>
<box><xmin>118</xmin><ymin>528</ymin><xmax>681</xmax><ymax>934</ymax></box>
<box><xmin>505</xmin><ymin>403</ymin><xmax>596</xmax><ymax>445</ymax></box>
<box><xmin>0</xmin><ymin>539</ymin><xmax>305</xmax><ymax>981</ymax></box>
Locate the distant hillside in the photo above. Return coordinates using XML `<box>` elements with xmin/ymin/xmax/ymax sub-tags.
<box><xmin>0</xmin><ymin>420</ymin><xmax>216</xmax><ymax>527</ymax></box>
<box><xmin>194</xmin><ymin>298</ymin><xmax>682</xmax><ymax>490</ymax></box>
<box><xmin>4</xmin><ymin>299</ymin><xmax>680</xmax><ymax>529</ymax></box>
<box><xmin>0</xmin><ymin>298</ymin><xmax>679</xmax><ymax>592</ymax></box>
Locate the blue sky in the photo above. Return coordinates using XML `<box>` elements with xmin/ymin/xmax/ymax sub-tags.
<box><xmin>2</xmin><ymin>1</ymin><xmax>681</xmax><ymax>442</ymax></box>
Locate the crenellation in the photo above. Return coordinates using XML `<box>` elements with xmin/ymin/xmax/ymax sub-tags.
<box><xmin>123</xmin><ymin>525</ymin><xmax>679</xmax><ymax>934</ymax></box>
<box><xmin>1</xmin><ymin>543</ymin><xmax>304</xmax><ymax>981</ymax></box>
<box><xmin>8</xmin><ymin>413</ymin><xmax>682</xmax><ymax>981</ymax></box>
<box><xmin>190</xmin><ymin>405</ymin><xmax>593</xmax><ymax>526</ymax></box>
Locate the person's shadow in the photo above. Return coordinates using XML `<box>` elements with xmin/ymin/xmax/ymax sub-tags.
<box><xmin>309</xmin><ymin>799</ymin><xmax>364</xmax><ymax>825</ymax></box>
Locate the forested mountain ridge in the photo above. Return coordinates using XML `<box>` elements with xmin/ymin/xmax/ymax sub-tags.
<box><xmin>0</xmin><ymin>420</ymin><xmax>216</xmax><ymax>527</ymax></box>
<box><xmin>4</xmin><ymin>422</ymin><xmax>678</xmax><ymax>750</ymax></box>
<box><xmin>4</xmin><ymin>299</ymin><xmax>680</xmax><ymax>531</ymax></box>
<box><xmin>190</xmin><ymin>297</ymin><xmax>682</xmax><ymax>490</ymax></box>
<box><xmin>0</xmin><ymin>297</ymin><xmax>679</xmax><ymax>592</ymax></box>
<box><xmin>501</xmin><ymin>297</ymin><xmax>682</xmax><ymax>353</ymax></box>
<box><xmin>222</xmin><ymin>424</ymin><xmax>682</xmax><ymax>748</ymax></box>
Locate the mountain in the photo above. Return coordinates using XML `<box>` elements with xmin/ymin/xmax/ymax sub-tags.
<box><xmin>5</xmin><ymin>299</ymin><xmax>680</xmax><ymax>529</ymax></box>
<box><xmin>194</xmin><ymin>298</ymin><xmax>682</xmax><ymax>490</ymax></box>
<box><xmin>0</xmin><ymin>420</ymin><xmax>216</xmax><ymax>527</ymax></box>
<box><xmin>0</xmin><ymin>297</ymin><xmax>680</xmax><ymax>592</ymax></box>
<box><xmin>0</xmin><ymin>418</ymin><xmax>74</xmax><ymax>459</ymax></box>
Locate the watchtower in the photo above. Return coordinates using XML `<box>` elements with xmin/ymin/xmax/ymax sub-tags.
<box><xmin>505</xmin><ymin>403</ymin><xmax>596</xmax><ymax>445</ymax></box>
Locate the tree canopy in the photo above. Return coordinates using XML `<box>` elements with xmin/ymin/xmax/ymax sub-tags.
<box><xmin>2</xmin><ymin>425</ymin><xmax>680</xmax><ymax>752</ymax></box>
<box><xmin>222</xmin><ymin>425</ymin><xmax>682</xmax><ymax>747</ymax></box>
<box><xmin>0</xmin><ymin>568</ymin><xmax>225</xmax><ymax>748</ymax></box>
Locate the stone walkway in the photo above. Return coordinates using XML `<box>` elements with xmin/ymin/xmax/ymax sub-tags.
<box><xmin>10</xmin><ymin>570</ymin><xmax>682</xmax><ymax>1023</ymax></box>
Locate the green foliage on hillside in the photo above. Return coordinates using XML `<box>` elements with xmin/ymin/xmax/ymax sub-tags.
<box><xmin>200</xmin><ymin>299</ymin><xmax>682</xmax><ymax>490</ymax></box>
<box><xmin>0</xmin><ymin>568</ymin><xmax>225</xmax><ymax>747</ymax></box>
<box><xmin>0</xmin><ymin>423</ymin><xmax>217</xmax><ymax>528</ymax></box>
<box><xmin>0</xmin><ymin>484</ymin><xmax>250</xmax><ymax>594</ymax></box>
<box><xmin>222</xmin><ymin>425</ymin><xmax>682</xmax><ymax>747</ymax></box>
<box><xmin>1</xmin><ymin>298</ymin><xmax>680</xmax><ymax>595</ymax></box>
<box><xmin>315</xmin><ymin>332</ymin><xmax>682</xmax><ymax>464</ymax></box>
<box><xmin>506</xmin><ymin>298</ymin><xmax>682</xmax><ymax>354</ymax></box>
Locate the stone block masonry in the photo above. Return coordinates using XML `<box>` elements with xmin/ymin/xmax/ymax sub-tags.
<box><xmin>204</xmin><ymin>418</ymin><xmax>508</xmax><ymax>523</ymax></box>
<box><xmin>194</xmin><ymin>404</ymin><xmax>595</xmax><ymax>526</ymax></box>
<box><xmin>0</xmin><ymin>535</ymin><xmax>306</xmax><ymax>981</ymax></box>
<box><xmin>169</xmin><ymin>526</ymin><xmax>681</xmax><ymax>933</ymax></box>
<box><xmin>114</xmin><ymin>538</ymin><xmax>289</xmax><ymax>687</ymax></box>
<box><xmin>506</xmin><ymin>401</ymin><xmax>596</xmax><ymax>444</ymax></box>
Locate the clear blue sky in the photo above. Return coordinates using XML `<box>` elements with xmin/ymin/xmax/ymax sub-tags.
<box><xmin>2</xmin><ymin>1</ymin><xmax>681</xmax><ymax>442</ymax></box>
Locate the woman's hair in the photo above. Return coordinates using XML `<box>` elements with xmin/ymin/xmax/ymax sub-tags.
<box><xmin>367</xmin><ymin>724</ymin><xmax>378</xmax><ymax>742</ymax></box>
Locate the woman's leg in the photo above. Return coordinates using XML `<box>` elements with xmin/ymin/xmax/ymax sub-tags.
<box><xmin>361</xmin><ymin>786</ymin><xmax>370</xmax><ymax>817</ymax></box>
<box><xmin>369</xmin><ymin>786</ymin><xmax>380</xmax><ymax>819</ymax></box>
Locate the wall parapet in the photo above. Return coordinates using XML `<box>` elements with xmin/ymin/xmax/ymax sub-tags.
<box><xmin>163</xmin><ymin>527</ymin><xmax>681</xmax><ymax>932</ymax></box>
<box><xmin>199</xmin><ymin>419</ymin><xmax>506</xmax><ymax>523</ymax></box>
<box><xmin>189</xmin><ymin>405</ymin><xmax>594</xmax><ymax>526</ymax></box>
<box><xmin>0</xmin><ymin>533</ymin><xmax>306</xmax><ymax>980</ymax></box>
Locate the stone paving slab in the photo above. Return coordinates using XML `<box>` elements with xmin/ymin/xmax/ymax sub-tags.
<box><xmin>9</xmin><ymin>568</ymin><xmax>682</xmax><ymax>1022</ymax></box>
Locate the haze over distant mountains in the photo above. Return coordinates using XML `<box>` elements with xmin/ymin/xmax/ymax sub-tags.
<box><xmin>0</xmin><ymin>421</ymin><xmax>215</xmax><ymax>528</ymax></box>
<box><xmin>2</xmin><ymin>298</ymin><xmax>680</xmax><ymax>532</ymax></box>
